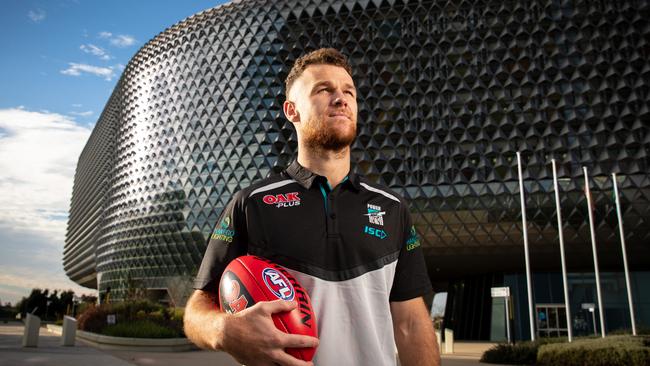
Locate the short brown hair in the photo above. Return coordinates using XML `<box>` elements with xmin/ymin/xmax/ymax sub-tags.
<box><xmin>285</xmin><ymin>48</ymin><xmax>353</xmax><ymax>96</ymax></box>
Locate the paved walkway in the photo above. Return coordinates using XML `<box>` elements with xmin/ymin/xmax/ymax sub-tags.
<box><xmin>0</xmin><ymin>322</ymin><xmax>133</xmax><ymax>366</ymax></box>
<box><xmin>0</xmin><ymin>322</ymin><xmax>506</xmax><ymax>366</ymax></box>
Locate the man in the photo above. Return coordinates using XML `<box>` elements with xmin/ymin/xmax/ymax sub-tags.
<box><xmin>184</xmin><ymin>48</ymin><xmax>440</xmax><ymax>366</ymax></box>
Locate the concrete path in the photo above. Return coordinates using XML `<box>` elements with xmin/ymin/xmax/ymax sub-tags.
<box><xmin>1</xmin><ymin>322</ymin><xmax>507</xmax><ymax>366</ymax></box>
<box><xmin>0</xmin><ymin>322</ymin><xmax>133</xmax><ymax>366</ymax></box>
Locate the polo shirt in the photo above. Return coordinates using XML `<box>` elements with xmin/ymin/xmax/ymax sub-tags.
<box><xmin>195</xmin><ymin>160</ymin><xmax>432</xmax><ymax>365</ymax></box>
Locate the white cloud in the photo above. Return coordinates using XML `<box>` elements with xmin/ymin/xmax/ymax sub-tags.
<box><xmin>0</xmin><ymin>108</ymin><xmax>94</xmax><ymax>304</ymax></box>
<box><xmin>0</xmin><ymin>108</ymin><xmax>91</xmax><ymax>237</ymax></box>
<box><xmin>69</xmin><ymin>110</ymin><xmax>93</xmax><ymax>117</ymax></box>
<box><xmin>28</xmin><ymin>9</ymin><xmax>46</xmax><ymax>23</ymax></box>
<box><xmin>80</xmin><ymin>44</ymin><xmax>111</xmax><ymax>61</ymax></box>
<box><xmin>71</xmin><ymin>104</ymin><xmax>83</xmax><ymax>108</ymax></box>
<box><xmin>61</xmin><ymin>63</ymin><xmax>115</xmax><ymax>81</ymax></box>
<box><xmin>98</xmin><ymin>31</ymin><xmax>137</xmax><ymax>47</ymax></box>
<box><xmin>110</xmin><ymin>34</ymin><xmax>137</xmax><ymax>47</ymax></box>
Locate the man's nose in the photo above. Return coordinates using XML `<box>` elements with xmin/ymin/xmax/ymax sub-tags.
<box><xmin>332</xmin><ymin>90</ymin><xmax>348</xmax><ymax>106</ymax></box>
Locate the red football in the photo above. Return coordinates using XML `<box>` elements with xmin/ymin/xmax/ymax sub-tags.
<box><xmin>218</xmin><ymin>255</ymin><xmax>318</xmax><ymax>361</ymax></box>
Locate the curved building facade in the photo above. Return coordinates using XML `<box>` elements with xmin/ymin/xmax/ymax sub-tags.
<box><xmin>65</xmin><ymin>0</ymin><xmax>650</xmax><ymax>337</ymax></box>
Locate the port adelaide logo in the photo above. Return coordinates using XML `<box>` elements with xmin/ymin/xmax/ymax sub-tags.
<box><xmin>262</xmin><ymin>268</ymin><xmax>295</xmax><ymax>301</ymax></box>
<box><xmin>263</xmin><ymin>192</ymin><xmax>301</xmax><ymax>208</ymax></box>
<box><xmin>364</xmin><ymin>204</ymin><xmax>385</xmax><ymax>226</ymax></box>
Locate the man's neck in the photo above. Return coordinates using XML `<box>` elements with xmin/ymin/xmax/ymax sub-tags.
<box><xmin>297</xmin><ymin>146</ymin><xmax>350</xmax><ymax>188</ymax></box>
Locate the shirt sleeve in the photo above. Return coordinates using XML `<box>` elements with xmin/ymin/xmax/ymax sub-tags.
<box><xmin>193</xmin><ymin>190</ymin><xmax>248</xmax><ymax>293</ymax></box>
<box><xmin>389</xmin><ymin>202</ymin><xmax>433</xmax><ymax>302</ymax></box>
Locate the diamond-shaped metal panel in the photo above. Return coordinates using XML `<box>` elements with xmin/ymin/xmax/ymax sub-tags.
<box><xmin>64</xmin><ymin>0</ymin><xmax>650</xmax><ymax>303</ymax></box>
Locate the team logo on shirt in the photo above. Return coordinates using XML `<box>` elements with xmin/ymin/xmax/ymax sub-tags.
<box><xmin>363</xmin><ymin>204</ymin><xmax>385</xmax><ymax>226</ymax></box>
<box><xmin>262</xmin><ymin>192</ymin><xmax>301</xmax><ymax>208</ymax></box>
<box><xmin>262</xmin><ymin>268</ymin><xmax>295</xmax><ymax>301</ymax></box>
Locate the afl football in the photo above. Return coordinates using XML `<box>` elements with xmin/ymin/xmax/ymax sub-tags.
<box><xmin>218</xmin><ymin>255</ymin><xmax>318</xmax><ymax>361</ymax></box>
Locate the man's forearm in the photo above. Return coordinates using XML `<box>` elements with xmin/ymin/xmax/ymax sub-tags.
<box><xmin>184</xmin><ymin>290</ymin><xmax>226</xmax><ymax>350</ymax></box>
<box><xmin>394</xmin><ymin>319</ymin><xmax>440</xmax><ymax>366</ymax></box>
<box><xmin>391</xmin><ymin>297</ymin><xmax>441</xmax><ymax>366</ymax></box>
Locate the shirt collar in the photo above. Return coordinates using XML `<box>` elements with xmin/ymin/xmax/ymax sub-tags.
<box><xmin>285</xmin><ymin>160</ymin><xmax>361</xmax><ymax>191</ymax></box>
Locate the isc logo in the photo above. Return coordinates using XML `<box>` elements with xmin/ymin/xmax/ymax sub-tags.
<box><xmin>262</xmin><ymin>268</ymin><xmax>295</xmax><ymax>301</ymax></box>
<box><xmin>364</xmin><ymin>226</ymin><xmax>388</xmax><ymax>240</ymax></box>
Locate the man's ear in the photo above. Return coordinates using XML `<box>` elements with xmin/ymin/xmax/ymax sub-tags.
<box><xmin>283</xmin><ymin>100</ymin><xmax>300</xmax><ymax>123</ymax></box>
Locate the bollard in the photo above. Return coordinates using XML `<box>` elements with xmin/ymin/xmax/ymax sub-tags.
<box><xmin>435</xmin><ymin>329</ymin><xmax>442</xmax><ymax>353</ymax></box>
<box><xmin>22</xmin><ymin>313</ymin><xmax>41</xmax><ymax>347</ymax></box>
<box><xmin>61</xmin><ymin>316</ymin><xmax>77</xmax><ymax>346</ymax></box>
<box><xmin>444</xmin><ymin>328</ymin><xmax>454</xmax><ymax>354</ymax></box>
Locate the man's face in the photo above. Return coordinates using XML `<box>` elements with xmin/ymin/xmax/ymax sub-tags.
<box><xmin>285</xmin><ymin>64</ymin><xmax>358</xmax><ymax>151</ymax></box>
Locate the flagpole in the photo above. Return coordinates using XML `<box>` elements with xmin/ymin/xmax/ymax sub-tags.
<box><xmin>612</xmin><ymin>173</ymin><xmax>637</xmax><ymax>336</ymax></box>
<box><xmin>517</xmin><ymin>152</ymin><xmax>536</xmax><ymax>341</ymax></box>
<box><xmin>583</xmin><ymin>166</ymin><xmax>606</xmax><ymax>337</ymax></box>
<box><xmin>552</xmin><ymin>159</ymin><xmax>572</xmax><ymax>342</ymax></box>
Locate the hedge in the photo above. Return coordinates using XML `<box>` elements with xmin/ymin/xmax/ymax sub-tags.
<box><xmin>102</xmin><ymin>319</ymin><xmax>180</xmax><ymax>338</ymax></box>
<box><xmin>76</xmin><ymin>300</ymin><xmax>184</xmax><ymax>338</ymax></box>
<box><xmin>481</xmin><ymin>338</ymin><xmax>565</xmax><ymax>365</ymax></box>
<box><xmin>537</xmin><ymin>335</ymin><xmax>650</xmax><ymax>366</ymax></box>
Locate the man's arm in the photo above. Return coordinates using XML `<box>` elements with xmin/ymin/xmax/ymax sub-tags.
<box><xmin>184</xmin><ymin>289</ymin><xmax>319</xmax><ymax>366</ymax></box>
<box><xmin>390</xmin><ymin>297</ymin><xmax>440</xmax><ymax>366</ymax></box>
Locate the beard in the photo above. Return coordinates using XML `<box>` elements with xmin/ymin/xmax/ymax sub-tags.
<box><xmin>302</xmin><ymin>114</ymin><xmax>357</xmax><ymax>152</ymax></box>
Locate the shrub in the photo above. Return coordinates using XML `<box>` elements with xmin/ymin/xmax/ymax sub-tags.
<box><xmin>76</xmin><ymin>302</ymin><xmax>93</xmax><ymax>316</ymax></box>
<box><xmin>110</xmin><ymin>300</ymin><xmax>164</xmax><ymax>319</ymax></box>
<box><xmin>481</xmin><ymin>342</ymin><xmax>538</xmax><ymax>365</ymax></box>
<box><xmin>102</xmin><ymin>319</ymin><xmax>180</xmax><ymax>338</ymax></box>
<box><xmin>481</xmin><ymin>338</ymin><xmax>565</xmax><ymax>365</ymax></box>
<box><xmin>168</xmin><ymin>307</ymin><xmax>184</xmax><ymax>323</ymax></box>
<box><xmin>76</xmin><ymin>304</ymin><xmax>110</xmax><ymax>333</ymax></box>
<box><xmin>537</xmin><ymin>335</ymin><xmax>650</xmax><ymax>366</ymax></box>
<box><xmin>148</xmin><ymin>309</ymin><xmax>165</xmax><ymax>322</ymax></box>
<box><xmin>0</xmin><ymin>306</ymin><xmax>18</xmax><ymax>320</ymax></box>
<box><xmin>76</xmin><ymin>300</ymin><xmax>184</xmax><ymax>338</ymax></box>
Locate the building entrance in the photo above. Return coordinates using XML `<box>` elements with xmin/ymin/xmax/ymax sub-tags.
<box><xmin>536</xmin><ymin>304</ymin><xmax>568</xmax><ymax>338</ymax></box>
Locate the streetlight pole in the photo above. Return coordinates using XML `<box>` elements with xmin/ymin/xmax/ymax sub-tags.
<box><xmin>612</xmin><ymin>173</ymin><xmax>637</xmax><ymax>336</ymax></box>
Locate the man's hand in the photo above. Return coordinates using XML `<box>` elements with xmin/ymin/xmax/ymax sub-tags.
<box><xmin>222</xmin><ymin>299</ymin><xmax>318</xmax><ymax>365</ymax></box>
<box><xmin>184</xmin><ymin>289</ymin><xmax>319</xmax><ymax>366</ymax></box>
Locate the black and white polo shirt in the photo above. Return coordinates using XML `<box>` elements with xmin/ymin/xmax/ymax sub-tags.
<box><xmin>195</xmin><ymin>160</ymin><xmax>432</xmax><ymax>365</ymax></box>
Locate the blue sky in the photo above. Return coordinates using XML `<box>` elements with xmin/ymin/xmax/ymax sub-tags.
<box><xmin>0</xmin><ymin>0</ymin><xmax>226</xmax><ymax>305</ymax></box>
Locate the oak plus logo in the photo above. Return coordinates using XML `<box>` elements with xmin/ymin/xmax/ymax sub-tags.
<box><xmin>263</xmin><ymin>192</ymin><xmax>301</xmax><ymax>208</ymax></box>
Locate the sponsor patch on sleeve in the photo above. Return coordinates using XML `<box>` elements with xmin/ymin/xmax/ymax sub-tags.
<box><xmin>406</xmin><ymin>225</ymin><xmax>421</xmax><ymax>251</ymax></box>
<box><xmin>211</xmin><ymin>216</ymin><xmax>235</xmax><ymax>242</ymax></box>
